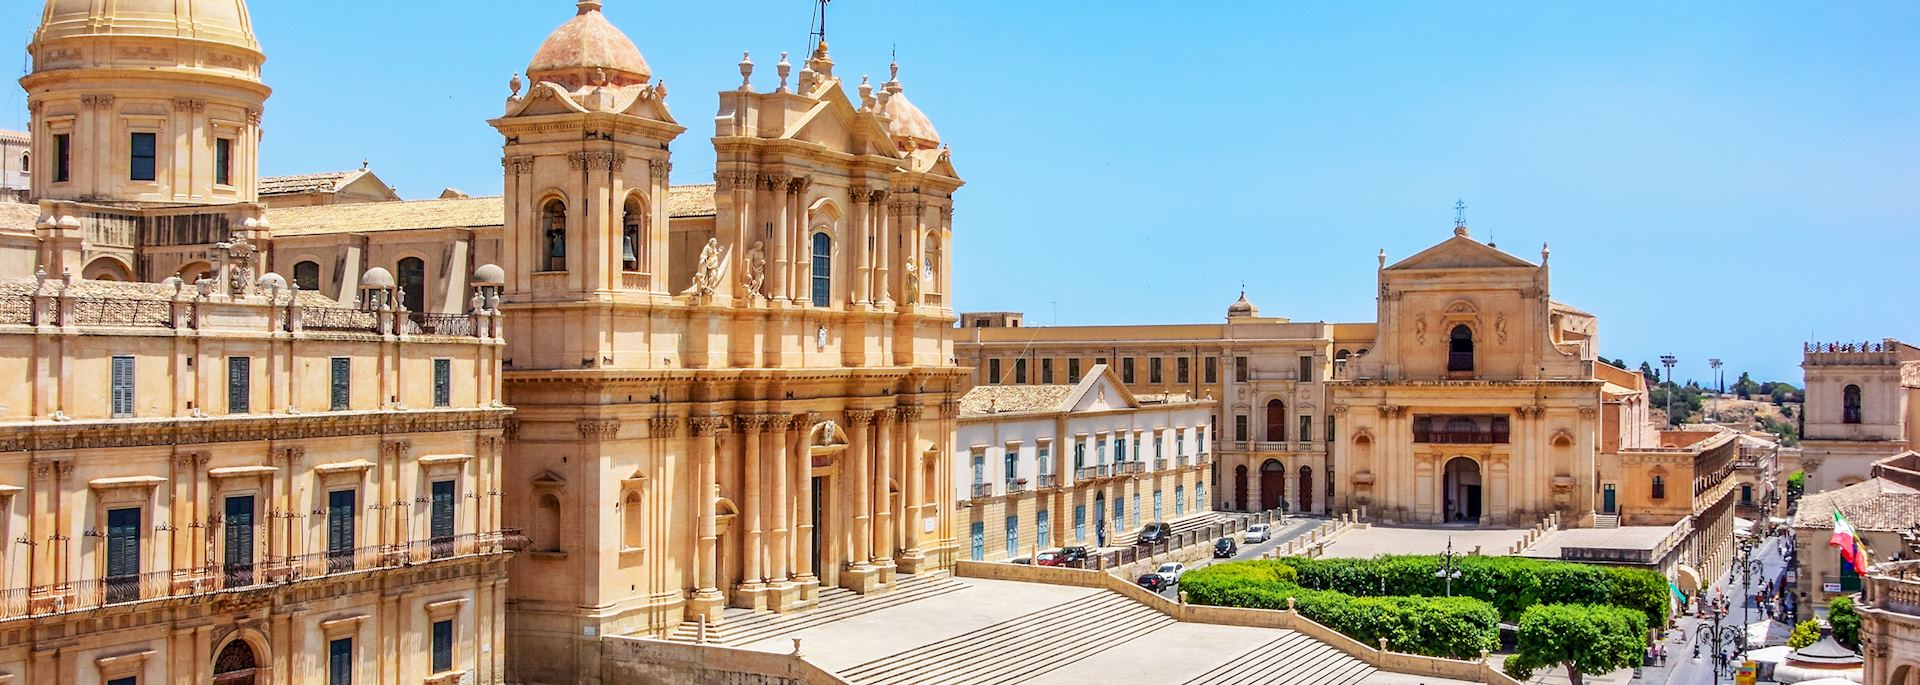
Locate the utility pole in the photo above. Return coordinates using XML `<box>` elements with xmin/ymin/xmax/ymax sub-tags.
<box><xmin>1660</xmin><ymin>355</ymin><xmax>1678</xmax><ymax>427</ymax></box>
<box><xmin>1708</xmin><ymin>358</ymin><xmax>1722</xmax><ymax>422</ymax></box>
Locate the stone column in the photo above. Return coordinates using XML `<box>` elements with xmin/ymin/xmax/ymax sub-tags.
<box><xmin>768</xmin><ymin>415</ymin><xmax>793</xmax><ymax>584</ymax></box>
<box><xmin>874</xmin><ymin>409</ymin><xmax>895</xmax><ymax>566</ymax></box>
<box><xmin>899</xmin><ymin>405</ymin><xmax>927</xmax><ymax>571</ymax></box>
<box><xmin>845</xmin><ymin>409</ymin><xmax>874</xmax><ymax>570</ymax></box>
<box><xmin>850</xmin><ymin>188</ymin><xmax>871</xmax><ymax>305</ymax></box>
<box><xmin>739</xmin><ymin>415</ymin><xmax>766</xmax><ymax>594</ymax></box>
<box><xmin>689</xmin><ymin>416</ymin><xmax>726</xmax><ymax>617</ymax></box>
<box><xmin>792</xmin><ymin>413</ymin><xmax>817</xmax><ymax>585</ymax></box>
<box><xmin>874</xmin><ymin>193</ymin><xmax>893</xmax><ymax>305</ymax></box>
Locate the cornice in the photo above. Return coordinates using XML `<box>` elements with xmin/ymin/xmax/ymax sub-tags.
<box><xmin>0</xmin><ymin>408</ymin><xmax>513</xmax><ymax>453</ymax></box>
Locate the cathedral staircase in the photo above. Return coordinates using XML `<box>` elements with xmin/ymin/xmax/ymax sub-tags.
<box><xmin>1178</xmin><ymin>633</ymin><xmax>1377</xmax><ymax>685</ymax></box>
<box><xmin>664</xmin><ymin>572</ymin><xmax>968</xmax><ymax>646</ymax></box>
<box><xmin>1594</xmin><ymin>514</ymin><xmax>1620</xmax><ymax>529</ymax></box>
<box><xmin>837</xmin><ymin>590</ymin><xmax>1175</xmax><ymax>685</ymax></box>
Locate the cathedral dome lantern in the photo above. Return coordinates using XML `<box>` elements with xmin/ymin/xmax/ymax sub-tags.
<box><xmin>527</xmin><ymin>0</ymin><xmax>652</xmax><ymax>90</ymax></box>
<box><xmin>881</xmin><ymin>62</ymin><xmax>940</xmax><ymax>152</ymax></box>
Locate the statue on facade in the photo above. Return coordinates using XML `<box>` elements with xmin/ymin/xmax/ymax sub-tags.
<box><xmin>684</xmin><ymin>237</ymin><xmax>725</xmax><ymax>297</ymax></box>
<box><xmin>903</xmin><ymin>257</ymin><xmax>921</xmax><ymax>304</ymax></box>
<box><xmin>745</xmin><ymin>241</ymin><xmax>767</xmax><ymax>300</ymax></box>
<box><xmin>216</xmin><ymin>237</ymin><xmax>257</xmax><ymax>297</ymax></box>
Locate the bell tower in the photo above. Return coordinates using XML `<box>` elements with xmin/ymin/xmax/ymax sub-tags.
<box><xmin>491</xmin><ymin>0</ymin><xmax>685</xmax><ymax>371</ymax></box>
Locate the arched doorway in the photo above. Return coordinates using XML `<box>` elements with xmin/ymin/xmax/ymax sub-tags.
<box><xmin>213</xmin><ymin>639</ymin><xmax>260</xmax><ymax>685</ymax></box>
<box><xmin>1259</xmin><ymin>459</ymin><xmax>1285</xmax><ymax>511</ymax></box>
<box><xmin>1298</xmin><ymin>466</ymin><xmax>1313</xmax><ymax>514</ymax></box>
<box><xmin>1442</xmin><ymin>457</ymin><xmax>1483</xmax><ymax>523</ymax></box>
<box><xmin>1233</xmin><ymin>465</ymin><xmax>1249</xmax><ymax>511</ymax></box>
<box><xmin>1889</xmin><ymin>664</ymin><xmax>1914</xmax><ymax>685</ymax></box>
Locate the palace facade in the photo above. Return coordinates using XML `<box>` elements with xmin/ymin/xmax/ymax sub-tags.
<box><xmin>1</xmin><ymin>0</ymin><xmax>965</xmax><ymax>683</ymax></box>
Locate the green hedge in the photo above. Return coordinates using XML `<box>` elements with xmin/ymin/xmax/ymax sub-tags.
<box><xmin>1275</xmin><ymin>555</ymin><xmax>1668</xmax><ymax>629</ymax></box>
<box><xmin>1182</xmin><ymin>561</ymin><xmax>1501</xmax><ymax>659</ymax></box>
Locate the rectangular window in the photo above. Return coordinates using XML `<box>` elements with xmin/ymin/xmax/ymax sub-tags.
<box><xmin>130</xmin><ymin>132</ymin><xmax>157</xmax><ymax>181</ymax></box>
<box><xmin>1174</xmin><ymin>486</ymin><xmax>1185</xmax><ymax>517</ymax></box>
<box><xmin>433</xmin><ymin>358</ymin><xmax>452</xmax><ymax>408</ymax></box>
<box><xmin>1036</xmin><ymin>509</ymin><xmax>1051</xmax><ymax>550</ymax></box>
<box><xmin>1130</xmin><ymin>493</ymin><xmax>1141</xmax><ymax>528</ymax></box>
<box><xmin>1073</xmin><ymin>442</ymin><xmax>1085</xmax><ymax>470</ymax></box>
<box><xmin>1005</xmin><ymin>515</ymin><xmax>1019</xmax><ymax>558</ymax></box>
<box><xmin>227</xmin><ymin>356</ymin><xmax>250</xmax><ymax>414</ymax></box>
<box><xmin>215</xmin><ymin>137</ymin><xmax>233</xmax><ymax>186</ymax></box>
<box><xmin>1116</xmin><ymin>438</ymin><xmax>1128</xmax><ymax>462</ymax></box>
<box><xmin>1037</xmin><ymin>445</ymin><xmax>1051</xmax><ymax>475</ymax></box>
<box><xmin>1097</xmin><ymin>438</ymin><xmax>1107</xmax><ymax>464</ymax></box>
<box><xmin>1122</xmin><ymin>358</ymin><xmax>1135</xmax><ymax>384</ymax></box>
<box><xmin>1196</xmin><ymin>482</ymin><xmax>1206</xmax><ymax>511</ymax></box>
<box><xmin>330</xmin><ymin>357</ymin><xmax>350</xmax><ymax>411</ymax></box>
<box><xmin>54</xmin><ymin>133</ymin><xmax>71</xmax><ymax>183</ymax></box>
<box><xmin>1300</xmin><ymin>416</ymin><xmax>1313</xmax><ymax>444</ymax></box>
<box><xmin>1155</xmin><ymin>435</ymin><xmax>1164</xmax><ymax>459</ymax></box>
<box><xmin>1014</xmin><ymin>358</ymin><xmax>1027</xmax><ymax>384</ymax></box>
<box><xmin>1153</xmin><ymin>490</ymin><xmax>1164</xmax><ymax>522</ymax></box>
<box><xmin>111</xmin><ymin>355</ymin><xmax>136</xmax><ymax>418</ymax></box>
<box><xmin>431</xmin><ymin>618</ymin><xmax>454</xmax><ymax>673</ymax></box>
<box><xmin>1299</xmin><ymin>356</ymin><xmax>1313</xmax><ymax>382</ymax></box>
<box><xmin>1235</xmin><ymin>356</ymin><xmax>1249</xmax><ymax>382</ymax></box>
<box><xmin>1074</xmin><ymin>505</ymin><xmax>1087</xmax><ymax>542</ymax></box>
<box><xmin>1327</xmin><ymin>415</ymin><xmax>1336</xmax><ymax>443</ymax></box>
<box><xmin>223</xmin><ymin>495</ymin><xmax>254</xmax><ymax>586</ymax></box>
<box><xmin>327</xmin><ymin>489</ymin><xmax>356</xmax><ymax>572</ymax></box>
<box><xmin>1068</xmin><ymin>359</ymin><xmax>1081</xmax><ymax>383</ymax></box>
<box><xmin>1149</xmin><ymin>357</ymin><xmax>1163</xmax><ymax>384</ymax></box>
<box><xmin>1204</xmin><ymin>357</ymin><xmax>1218</xmax><ymax>384</ymax></box>
<box><xmin>988</xmin><ymin>359</ymin><xmax>1002</xmax><ymax>384</ymax></box>
<box><xmin>1177</xmin><ymin>357</ymin><xmax>1190</xmax><ymax>384</ymax></box>
<box><xmin>105</xmin><ymin>507</ymin><xmax>141</xmax><ymax>603</ymax></box>
<box><xmin>971</xmin><ymin>452</ymin><xmax>985</xmax><ymax>485</ymax></box>
<box><xmin>1235</xmin><ymin>415</ymin><xmax>1249</xmax><ymax>442</ymax></box>
<box><xmin>108</xmin><ymin>679</ymin><xmax>136</xmax><ymax>685</ymax></box>
<box><xmin>431</xmin><ymin>480</ymin><xmax>456</xmax><ymax>558</ymax></box>
<box><xmin>1003</xmin><ymin>450</ymin><xmax>1018</xmax><ymax>487</ymax></box>
<box><xmin>329</xmin><ymin>638</ymin><xmax>354</xmax><ymax>685</ymax></box>
<box><xmin>1114</xmin><ymin>498</ymin><xmax>1125</xmax><ymax>533</ymax></box>
<box><xmin>1041</xmin><ymin>358</ymin><xmax>1054</xmax><ymax>384</ymax></box>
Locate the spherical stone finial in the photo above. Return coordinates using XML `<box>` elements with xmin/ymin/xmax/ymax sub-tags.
<box><xmin>578</xmin><ymin>0</ymin><xmax>604</xmax><ymax>15</ymax></box>
<box><xmin>510</xmin><ymin>73</ymin><xmax>524</xmax><ymax>96</ymax></box>
<box><xmin>1453</xmin><ymin>225</ymin><xmax>1470</xmax><ymax>238</ymax></box>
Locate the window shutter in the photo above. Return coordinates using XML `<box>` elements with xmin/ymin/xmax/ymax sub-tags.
<box><xmin>432</xmin><ymin>620</ymin><xmax>454</xmax><ymax>672</ymax></box>
<box><xmin>228</xmin><ymin>357</ymin><xmax>250</xmax><ymax>414</ymax></box>
<box><xmin>431</xmin><ymin>481</ymin><xmax>455</xmax><ymax>540</ymax></box>
<box><xmin>329</xmin><ymin>638</ymin><xmax>354</xmax><ymax>685</ymax></box>
<box><xmin>330</xmin><ymin>358</ymin><xmax>350</xmax><ymax>410</ymax></box>
<box><xmin>328</xmin><ymin>490</ymin><xmax>355</xmax><ymax>552</ymax></box>
<box><xmin>110</xmin><ymin>356</ymin><xmax>134</xmax><ymax>417</ymax></box>
<box><xmin>433</xmin><ymin>359</ymin><xmax>451</xmax><ymax>407</ymax></box>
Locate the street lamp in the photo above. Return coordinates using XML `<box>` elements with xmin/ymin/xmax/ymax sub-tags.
<box><xmin>1735</xmin><ymin>539</ymin><xmax>1765</xmax><ymax>629</ymax></box>
<box><xmin>1660</xmin><ymin>355</ymin><xmax>1678</xmax><ymax>426</ymax></box>
<box><xmin>1693</xmin><ymin>603</ymin><xmax>1746</xmax><ymax>684</ymax></box>
<box><xmin>1708</xmin><ymin>358</ymin><xmax>1723</xmax><ymax>421</ymax></box>
<box><xmin>1435</xmin><ymin>536</ymin><xmax>1464</xmax><ymax>597</ymax></box>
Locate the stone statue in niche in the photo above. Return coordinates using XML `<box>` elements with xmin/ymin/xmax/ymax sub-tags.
<box><xmin>684</xmin><ymin>237</ymin><xmax>725</xmax><ymax>297</ymax></box>
<box><xmin>1414</xmin><ymin>313</ymin><xmax>1428</xmax><ymax>345</ymax></box>
<box><xmin>744</xmin><ymin>241</ymin><xmax>767</xmax><ymax>300</ymax></box>
<box><xmin>903</xmin><ymin>257</ymin><xmax>921</xmax><ymax>304</ymax></box>
<box><xmin>1495</xmin><ymin>311</ymin><xmax>1508</xmax><ymax>344</ymax></box>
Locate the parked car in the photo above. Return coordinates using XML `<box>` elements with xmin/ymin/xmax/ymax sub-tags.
<box><xmin>1153</xmin><ymin>562</ymin><xmax>1186</xmax><ymax>585</ymax></box>
<box><xmin>1213</xmin><ymin>536</ymin><xmax>1238</xmax><ymax>558</ymax></box>
<box><xmin>1243</xmin><ymin>523</ymin><xmax>1272</xmax><ymax>544</ymax></box>
<box><xmin>1136</xmin><ymin>522</ymin><xmax>1173</xmax><ymax>546</ymax></box>
<box><xmin>1059</xmin><ymin>546</ymin><xmax>1090</xmax><ymax>566</ymax></box>
<box><xmin>1137</xmin><ymin>573</ymin><xmax>1168</xmax><ymax>592</ymax></box>
<box><xmin>1035</xmin><ymin>551</ymin><xmax>1064</xmax><ymax>567</ymax></box>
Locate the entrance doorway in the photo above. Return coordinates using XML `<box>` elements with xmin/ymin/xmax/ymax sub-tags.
<box><xmin>1233</xmin><ymin>465</ymin><xmax>1249</xmax><ymax>511</ymax></box>
<box><xmin>1602</xmin><ymin>483</ymin><xmax>1617</xmax><ymax>514</ymax></box>
<box><xmin>1442</xmin><ymin>457</ymin><xmax>1483</xmax><ymax>523</ymax></box>
<box><xmin>811</xmin><ymin>476</ymin><xmax>825</xmax><ymax>583</ymax></box>
<box><xmin>1094</xmin><ymin>493</ymin><xmax>1107</xmax><ymax>547</ymax></box>
<box><xmin>1297</xmin><ymin>466</ymin><xmax>1313</xmax><ymax>514</ymax></box>
<box><xmin>213</xmin><ymin>640</ymin><xmax>260</xmax><ymax>685</ymax></box>
<box><xmin>1259</xmin><ymin>460</ymin><xmax>1285</xmax><ymax>511</ymax></box>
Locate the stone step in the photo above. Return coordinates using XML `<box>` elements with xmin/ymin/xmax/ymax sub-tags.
<box><xmin>839</xmin><ymin>590</ymin><xmax>1175</xmax><ymax>685</ymax></box>
<box><xmin>665</xmin><ymin>573</ymin><xmax>967</xmax><ymax>646</ymax></box>
<box><xmin>1181</xmin><ymin>630</ymin><xmax>1375</xmax><ymax>685</ymax></box>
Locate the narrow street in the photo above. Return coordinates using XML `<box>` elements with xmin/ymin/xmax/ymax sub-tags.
<box><xmin>1653</xmin><ymin>533</ymin><xmax>1792</xmax><ymax>685</ymax></box>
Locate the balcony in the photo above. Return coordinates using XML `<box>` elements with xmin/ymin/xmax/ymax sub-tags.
<box><xmin>971</xmin><ymin>482</ymin><xmax>994</xmax><ymax>499</ymax></box>
<box><xmin>1005</xmin><ymin>479</ymin><xmax>1029</xmax><ymax>494</ymax></box>
<box><xmin>1153</xmin><ymin>458</ymin><xmax>1168</xmax><ymax>471</ymax></box>
<box><xmin>1414</xmin><ymin>430</ymin><xmax>1509</xmax><ymax>444</ymax></box>
<box><xmin>1177</xmin><ymin>455</ymin><xmax>1192</xmax><ymax>468</ymax></box>
<box><xmin>1118</xmin><ymin>461</ymin><xmax>1144</xmax><ymax>475</ymax></box>
<box><xmin>1074</xmin><ymin>466</ymin><xmax>1099</xmax><ymax>481</ymax></box>
<box><xmin>1036</xmin><ymin>474</ymin><xmax>1060</xmax><ymax>489</ymax></box>
<box><xmin>0</xmin><ymin>530</ymin><xmax>522</xmax><ymax>620</ymax></box>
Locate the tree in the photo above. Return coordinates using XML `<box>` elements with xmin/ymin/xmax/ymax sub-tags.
<box><xmin>1830</xmin><ymin>596</ymin><xmax>1861</xmax><ymax>651</ymax></box>
<box><xmin>1503</xmin><ymin>604</ymin><xmax>1645</xmax><ymax>685</ymax></box>
<box><xmin>1787</xmin><ymin>619</ymin><xmax>1821</xmax><ymax>649</ymax></box>
<box><xmin>1734</xmin><ymin>372</ymin><xmax>1757</xmax><ymax>399</ymax></box>
<box><xmin>1787</xmin><ymin>471</ymin><xmax>1806</xmax><ymax>502</ymax></box>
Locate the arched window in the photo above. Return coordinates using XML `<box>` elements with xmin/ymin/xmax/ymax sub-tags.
<box><xmin>18</xmin><ymin>152</ymin><xmax>26</xmax><ymax>173</ymax></box>
<box><xmin>1843</xmin><ymin>384</ymin><xmax>1863</xmax><ymax>424</ymax></box>
<box><xmin>1264</xmin><ymin>399</ymin><xmax>1287</xmax><ymax>442</ymax></box>
<box><xmin>397</xmin><ymin>257</ymin><xmax>425</xmax><ymax>313</ymax></box>
<box><xmin>542</xmin><ymin>200</ymin><xmax>567</xmax><ymax>272</ymax></box>
<box><xmin>213</xmin><ymin>639</ymin><xmax>259</xmax><ymax>685</ymax></box>
<box><xmin>534</xmin><ymin>494</ymin><xmax>562</xmax><ymax>552</ymax></box>
<box><xmin>622</xmin><ymin>491</ymin><xmax>643</xmax><ymax>549</ymax></box>
<box><xmin>1650</xmin><ymin>474</ymin><xmax>1667</xmax><ymax>500</ymax></box>
<box><xmin>1448</xmin><ymin>325</ymin><xmax>1474</xmax><ymax>372</ymax></box>
<box><xmin>810</xmin><ymin>232</ymin><xmax>832</xmax><ymax>306</ymax></box>
<box><xmin>292</xmin><ymin>261</ymin><xmax>320</xmax><ymax>292</ymax></box>
<box><xmin>621</xmin><ymin>199</ymin><xmax>643</xmax><ymax>272</ymax></box>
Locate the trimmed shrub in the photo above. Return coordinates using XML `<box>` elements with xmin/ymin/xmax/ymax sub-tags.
<box><xmin>1829</xmin><ymin>596</ymin><xmax>1861</xmax><ymax>651</ymax></box>
<box><xmin>1787</xmin><ymin>619</ymin><xmax>1820</xmax><ymax>649</ymax></box>
<box><xmin>1276</xmin><ymin>554</ymin><xmax>1668</xmax><ymax>629</ymax></box>
<box><xmin>1182</xmin><ymin>561</ymin><xmax>1501</xmax><ymax>659</ymax></box>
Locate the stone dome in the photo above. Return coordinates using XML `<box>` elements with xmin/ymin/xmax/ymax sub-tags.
<box><xmin>360</xmin><ymin>267</ymin><xmax>394</xmax><ymax>290</ymax></box>
<box><xmin>472</xmin><ymin>264</ymin><xmax>506</xmax><ymax>286</ymax></box>
<box><xmin>257</xmin><ymin>272</ymin><xmax>286</xmax><ymax>290</ymax></box>
<box><xmin>882</xmin><ymin>65</ymin><xmax>940</xmax><ymax>151</ymax></box>
<box><xmin>527</xmin><ymin>1</ymin><xmax>651</xmax><ymax>90</ymax></box>
<box><xmin>1227</xmin><ymin>291</ymin><xmax>1259</xmax><ymax>318</ymax></box>
<box><xmin>35</xmin><ymin>0</ymin><xmax>261</xmax><ymax>53</ymax></box>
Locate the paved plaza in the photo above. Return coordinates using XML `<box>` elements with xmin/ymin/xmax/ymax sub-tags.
<box><xmin>1320</xmin><ymin>524</ymin><xmax>1533</xmax><ymax>559</ymax></box>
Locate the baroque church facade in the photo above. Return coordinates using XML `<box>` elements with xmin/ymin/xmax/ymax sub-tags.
<box><xmin>0</xmin><ymin>0</ymin><xmax>964</xmax><ymax>682</ymax></box>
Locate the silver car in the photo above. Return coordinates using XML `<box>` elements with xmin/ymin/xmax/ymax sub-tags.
<box><xmin>1243</xmin><ymin>523</ymin><xmax>1272</xmax><ymax>544</ymax></box>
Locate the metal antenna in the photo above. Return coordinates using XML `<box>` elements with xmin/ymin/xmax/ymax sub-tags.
<box><xmin>807</xmin><ymin>0</ymin><xmax>831</xmax><ymax>50</ymax></box>
<box><xmin>1453</xmin><ymin>199</ymin><xmax>1468</xmax><ymax>228</ymax></box>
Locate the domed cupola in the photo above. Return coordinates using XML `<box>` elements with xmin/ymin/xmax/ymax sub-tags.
<box><xmin>34</xmin><ymin>0</ymin><xmax>262</xmax><ymax>60</ymax></box>
<box><xmin>527</xmin><ymin>0</ymin><xmax>652</xmax><ymax>90</ymax></box>
<box><xmin>1227</xmin><ymin>291</ymin><xmax>1259</xmax><ymax>318</ymax></box>
<box><xmin>880</xmin><ymin>61</ymin><xmax>940</xmax><ymax>152</ymax></box>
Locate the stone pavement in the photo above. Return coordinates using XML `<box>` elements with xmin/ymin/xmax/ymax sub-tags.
<box><xmin>1321</xmin><ymin>524</ymin><xmax>1533</xmax><ymax>558</ymax></box>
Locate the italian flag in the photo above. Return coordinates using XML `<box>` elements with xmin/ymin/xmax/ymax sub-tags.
<box><xmin>1831</xmin><ymin>511</ymin><xmax>1866</xmax><ymax>567</ymax></box>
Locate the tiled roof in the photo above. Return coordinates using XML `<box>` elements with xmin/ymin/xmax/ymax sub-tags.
<box><xmin>265</xmin><ymin>185</ymin><xmax>718</xmax><ymax>236</ymax></box>
<box><xmin>959</xmin><ymin>385</ymin><xmax>1075</xmax><ymax>417</ymax></box>
<box><xmin>0</xmin><ymin>203</ymin><xmax>36</xmax><ymax>232</ymax></box>
<box><xmin>259</xmin><ymin>171</ymin><xmax>359</xmax><ymax>196</ymax></box>
<box><xmin>1792</xmin><ymin>477</ymin><xmax>1920</xmax><ymax>532</ymax></box>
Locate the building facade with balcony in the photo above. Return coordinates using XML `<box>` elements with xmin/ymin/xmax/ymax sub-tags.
<box><xmin>1859</xmin><ymin>559</ymin><xmax>1920</xmax><ymax>685</ymax></box>
<box><xmin>954</xmin><ymin>365</ymin><xmax>1214</xmax><ymax>561</ymax></box>
<box><xmin>1793</xmin><ymin>453</ymin><xmax>1920</xmax><ymax>608</ymax></box>
<box><xmin>1799</xmin><ymin>339</ymin><xmax>1920</xmax><ymax>496</ymax></box>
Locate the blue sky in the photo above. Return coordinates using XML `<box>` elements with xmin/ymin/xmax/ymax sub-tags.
<box><xmin>5</xmin><ymin>1</ymin><xmax>1917</xmax><ymax>383</ymax></box>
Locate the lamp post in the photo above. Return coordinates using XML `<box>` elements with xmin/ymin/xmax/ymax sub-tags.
<box><xmin>1693</xmin><ymin>603</ymin><xmax>1745</xmax><ymax>684</ymax></box>
<box><xmin>1660</xmin><ymin>355</ymin><xmax>1678</xmax><ymax>426</ymax></box>
<box><xmin>1435</xmin><ymin>536</ymin><xmax>1463</xmax><ymax>597</ymax></box>
<box><xmin>1735</xmin><ymin>538</ymin><xmax>1765</xmax><ymax>630</ymax></box>
<box><xmin>1708</xmin><ymin>358</ymin><xmax>1723</xmax><ymax>421</ymax></box>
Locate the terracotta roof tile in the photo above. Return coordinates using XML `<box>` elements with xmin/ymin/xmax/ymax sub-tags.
<box><xmin>1791</xmin><ymin>477</ymin><xmax>1920</xmax><ymax>531</ymax></box>
<box><xmin>0</xmin><ymin>203</ymin><xmax>36</xmax><ymax>232</ymax></box>
<box><xmin>259</xmin><ymin>171</ymin><xmax>359</xmax><ymax>196</ymax></box>
<box><xmin>959</xmin><ymin>385</ymin><xmax>1075</xmax><ymax>417</ymax></box>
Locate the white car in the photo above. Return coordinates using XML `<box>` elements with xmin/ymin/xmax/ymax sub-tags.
<box><xmin>1155</xmin><ymin>562</ymin><xmax>1186</xmax><ymax>584</ymax></box>
<box><xmin>1243</xmin><ymin>523</ymin><xmax>1272</xmax><ymax>544</ymax></box>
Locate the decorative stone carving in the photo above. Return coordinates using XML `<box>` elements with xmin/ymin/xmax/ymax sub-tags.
<box><xmin>736</xmin><ymin>415</ymin><xmax>767</xmax><ymax>433</ymax></box>
<box><xmin>1495</xmin><ymin>311</ymin><xmax>1508</xmax><ymax>344</ymax></box>
<box><xmin>172</xmin><ymin>98</ymin><xmax>206</xmax><ymax>113</ymax></box>
<box><xmin>845</xmin><ymin>409</ymin><xmax>875</xmax><ymax>428</ymax></box>
<box><xmin>689</xmin><ymin>416</ymin><xmax>728</xmax><ymax>437</ymax></box>
<box><xmin>1414</xmin><ymin>313</ymin><xmax>1427</xmax><ymax>344</ymax></box>
<box><xmin>650</xmin><ymin>159</ymin><xmax>672</xmax><ymax>183</ymax></box>
<box><xmin>875</xmin><ymin>408</ymin><xmax>896</xmax><ymax>426</ymax></box>
<box><xmin>903</xmin><ymin>258</ymin><xmax>921</xmax><ymax>304</ymax></box>
<box><xmin>566</xmin><ymin>151</ymin><xmax>626</xmax><ymax>172</ymax></box>
<box><xmin>683</xmin><ymin>238</ymin><xmax>725</xmax><ymax>297</ymax></box>
<box><xmin>576</xmin><ymin>418</ymin><xmax>621</xmax><ymax>440</ymax></box>
<box><xmin>899</xmin><ymin>405</ymin><xmax>925</xmax><ymax>423</ymax></box>
<box><xmin>648</xmin><ymin>416</ymin><xmax>680</xmax><ymax>438</ymax></box>
<box><xmin>765</xmin><ymin>415</ymin><xmax>794</xmax><ymax>432</ymax></box>
<box><xmin>503</xmin><ymin>155</ymin><xmax>535</xmax><ymax>175</ymax></box>
<box><xmin>744</xmin><ymin>241</ymin><xmax>767</xmax><ymax>300</ymax></box>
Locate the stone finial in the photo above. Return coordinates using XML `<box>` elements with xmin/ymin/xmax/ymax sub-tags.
<box><xmin>577</xmin><ymin>0</ymin><xmax>604</xmax><ymax>14</ymax></box>
<box><xmin>738</xmin><ymin>52</ymin><xmax>754</xmax><ymax>91</ymax></box>
<box><xmin>1377</xmin><ymin>248</ymin><xmax>1386</xmax><ymax>268</ymax></box>
<box><xmin>858</xmin><ymin>75</ymin><xmax>874</xmax><ymax>110</ymax></box>
<box><xmin>510</xmin><ymin>72</ymin><xmax>523</xmax><ymax>97</ymax></box>
<box><xmin>776</xmin><ymin>52</ymin><xmax>791</xmax><ymax>92</ymax></box>
<box><xmin>654</xmin><ymin>80</ymin><xmax>667</xmax><ymax>100</ymax></box>
<box><xmin>1541</xmin><ymin>242</ymin><xmax>1550</xmax><ymax>264</ymax></box>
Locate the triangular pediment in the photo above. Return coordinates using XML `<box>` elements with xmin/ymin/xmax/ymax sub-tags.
<box><xmin>1064</xmin><ymin>365</ymin><xmax>1140</xmax><ymax>413</ymax></box>
<box><xmin>1386</xmin><ymin>235</ymin><xmax>1537</xmax><ymax>271</ymax></box>
<box><xmin>786</xmin><ymin>82</ymin><xmax>900</xmax><ymax>158</ymax></box>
